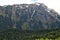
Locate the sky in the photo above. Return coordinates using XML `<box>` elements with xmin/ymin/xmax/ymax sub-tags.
<box><xmin>0</xmin><ymin>0</ymin><xmax>60</xmax><ymax>13</ymax></box>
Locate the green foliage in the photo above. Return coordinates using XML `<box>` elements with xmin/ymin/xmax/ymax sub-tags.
<box><xmin>21</xmin><ymin>22</ymin><xmax>29</xmax><ymax>30</ymax></box>
<box><xmin>0</xmin><ymin>28</ymin><xmax>60</xmax><ymax>40</ymax></box>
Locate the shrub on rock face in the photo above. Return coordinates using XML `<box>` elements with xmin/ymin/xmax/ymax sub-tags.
<box><xmin>21</xmin><ymin>22</ymin><xmax>29</xmax><ymax>30</ymax></box>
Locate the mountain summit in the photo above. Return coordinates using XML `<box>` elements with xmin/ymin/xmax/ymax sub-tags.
<box><xmin>0</xmin><ymin>3</ymin><xmax>60</xmax><ymax>31</ymax></box>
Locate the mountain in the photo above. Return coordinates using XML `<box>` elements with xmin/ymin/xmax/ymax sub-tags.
<box><xmin>0</xmin><ymin>3</ymin><xmax>60</xmax><ymax>31</ymax></box>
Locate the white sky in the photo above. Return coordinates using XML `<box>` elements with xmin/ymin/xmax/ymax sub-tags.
<box><xmin>0</xmin><ymin>0</ymin><xmax>60</xmax><ymax>13</ymax></box>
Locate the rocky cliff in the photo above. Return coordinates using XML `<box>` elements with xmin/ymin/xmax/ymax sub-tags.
<box><xmin>0</xmin><ymin>3</ymin><xmax>60</xmax><ymax>31</ymax></box>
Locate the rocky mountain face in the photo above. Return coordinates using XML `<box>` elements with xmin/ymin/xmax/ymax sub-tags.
<box><xmin>0</xmin><ymin>3</ymin><xmax>60</xmax><ymax>31</ymax></box>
